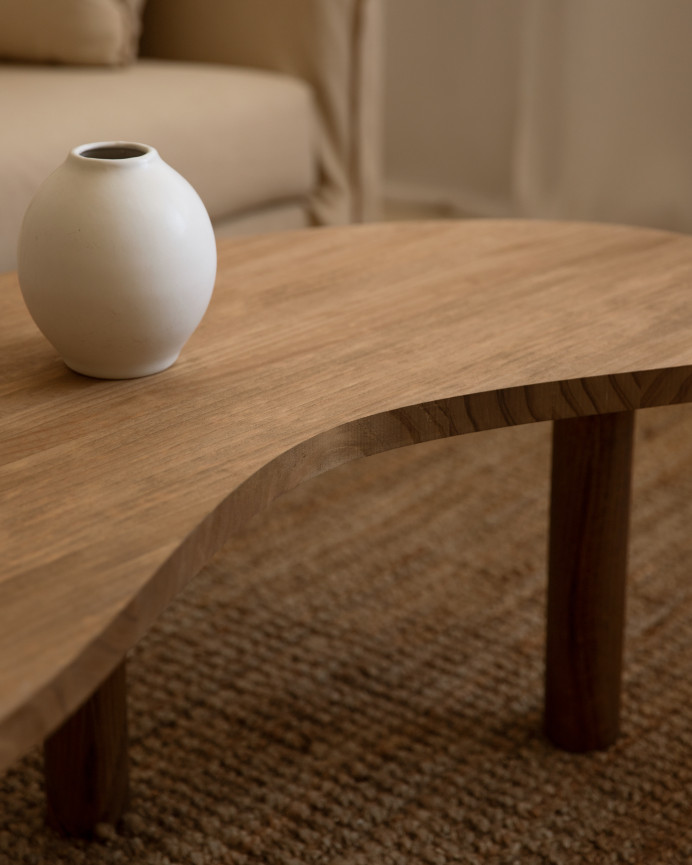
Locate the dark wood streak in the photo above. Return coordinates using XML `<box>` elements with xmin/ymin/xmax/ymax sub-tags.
<box><xmin>545</xmin><ymin>411</ymin><xmax>634</xmax><ymax>751</ymax></box>
<box><xmin>44</xmin><ymin>662</ymin><xmax>129</xmax><ymax>837</ymax></box>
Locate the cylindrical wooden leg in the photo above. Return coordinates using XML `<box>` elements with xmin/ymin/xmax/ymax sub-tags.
<box><xmin>545</xmin><ymin>411</ymin><xmax>635</xmax><ymax>752</ymax></box>
<box><xmin>44</xmin><ymin>660</ymin><xmax>130</xmax><ymax>836</ymax></box>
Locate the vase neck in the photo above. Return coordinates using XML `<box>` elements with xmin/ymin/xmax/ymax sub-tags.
<box><xmin>69</xmin><ymin>141</ymin><xmax>158</xmax><ymax>168</ymax></box>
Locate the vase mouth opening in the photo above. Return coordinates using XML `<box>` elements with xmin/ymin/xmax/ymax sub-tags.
<box><xmin>71</xmin><ymin>141</ymin><xmax>156</xmax><ymax>162</ymax></box>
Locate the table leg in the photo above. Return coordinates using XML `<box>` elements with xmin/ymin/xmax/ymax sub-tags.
<box><xmin>544</xmin><ymin>411</ymin><xmax>634</xmax><ymax>752</ymax></box>
<box><xmin>44</xmin><ymin>660</ymin><xmax>129</xmax><ymax>836</ymax></box>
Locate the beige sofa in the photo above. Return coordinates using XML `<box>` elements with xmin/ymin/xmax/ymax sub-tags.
<box><xmin>0</xmin><ymin>0</ymin><xmax>382</xmax><ymax>273</ymax></box>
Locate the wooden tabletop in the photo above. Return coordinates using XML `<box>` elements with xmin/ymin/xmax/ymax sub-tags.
<box><xmin>2</xmin><ymin>219</ymin><xmax>692</xmax><ymax>771</ymax></box>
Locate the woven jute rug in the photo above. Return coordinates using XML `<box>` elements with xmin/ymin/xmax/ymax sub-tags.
<box><xmin>2</xmin><ymin>404</ymin><xmax>692</xmax><ymax>864</ymax></box>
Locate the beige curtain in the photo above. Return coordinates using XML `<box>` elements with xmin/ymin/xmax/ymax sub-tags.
<box><xmin>385</xmin><ymin>0</ymin><xmax>692</xmax><ymax>232</ymax></box>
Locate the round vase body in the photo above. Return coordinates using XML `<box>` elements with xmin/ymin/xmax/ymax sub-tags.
<box><xmin>17</xmin><ymin>141</ymin><xmax>217</xmax><ymax>378</ymax></box>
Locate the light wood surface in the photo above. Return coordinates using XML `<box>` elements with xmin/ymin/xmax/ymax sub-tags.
<box><xmin>2</xmin><ymin>219</ymin><xmax>692</xmax><ymax>774</ymax></box>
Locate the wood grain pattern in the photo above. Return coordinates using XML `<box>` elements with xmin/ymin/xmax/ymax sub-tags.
<box><xmin>2</xmin><ymin>219</ymin><xmax>692</xmax><ymax>774</ymax></box>
<box><xmin>545</xmin><ymin>411</ymin><xmax>634</xmax><ymax>751</ymax></box>
<box><xmin>44</xmin><ymin>661</ymin><xmax>129</xmax><ymax>836</ymax></box>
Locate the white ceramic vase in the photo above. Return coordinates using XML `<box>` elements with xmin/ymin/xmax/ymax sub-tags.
<box><xmin>17</xmin><ymin>141</ymin><xmax>217</xmax><ymax>379</ymax></box>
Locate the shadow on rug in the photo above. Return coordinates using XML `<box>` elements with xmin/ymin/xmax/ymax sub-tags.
<box><xmin>2</xmin><ymin>405</ymin><xmax>692</xmax><ymax>864</ymax></box>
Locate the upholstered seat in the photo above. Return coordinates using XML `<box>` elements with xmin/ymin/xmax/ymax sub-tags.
<box><xmin>0</xmin><ymin>0</ymin><xmax>382</xmax><ymax>272</ymax></box>
<box><xmin>1</xmin><ymin>61</ymin><xmax>315</xmax><ymax>262</ymax></box>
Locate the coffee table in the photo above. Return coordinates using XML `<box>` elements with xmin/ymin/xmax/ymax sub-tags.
<box><xmin>2</xmin><ymin>219</ymin><xmax>692</xmax><ymax>835</ymax></box>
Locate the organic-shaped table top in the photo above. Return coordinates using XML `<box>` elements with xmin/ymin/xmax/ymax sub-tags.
<box><xmin>2</xmin><ymin>219</ymin><xmax>692</xmax><ymax>770</ymax></box>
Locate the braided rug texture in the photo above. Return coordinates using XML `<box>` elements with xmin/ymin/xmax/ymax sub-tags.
<box><xmin>1</xmin><ymin>405</ymin><xmax>692</xmax><ymax>864</ymax></box>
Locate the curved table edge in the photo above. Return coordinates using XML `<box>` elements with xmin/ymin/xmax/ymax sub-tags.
<box><xmin>2</xmin><ymin>363</ymin><xmax>692</xmax><ymax>770</ymax></box>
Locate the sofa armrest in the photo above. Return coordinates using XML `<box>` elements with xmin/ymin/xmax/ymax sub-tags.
<box><xmin>139</xmin><ymin>0</ymin><xmax>382</xmax><ymax>225</ymax></box>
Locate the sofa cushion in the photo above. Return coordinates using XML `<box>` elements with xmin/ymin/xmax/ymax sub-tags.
<box><xmin>0</xmin><ymin>0</ymin><xmax>146</xmax><ymax>66</ymax></box>
<box><xmin>0</xmin><ymin>59</ymin><xmax>316</xmax><ymax>271</ymax></box>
